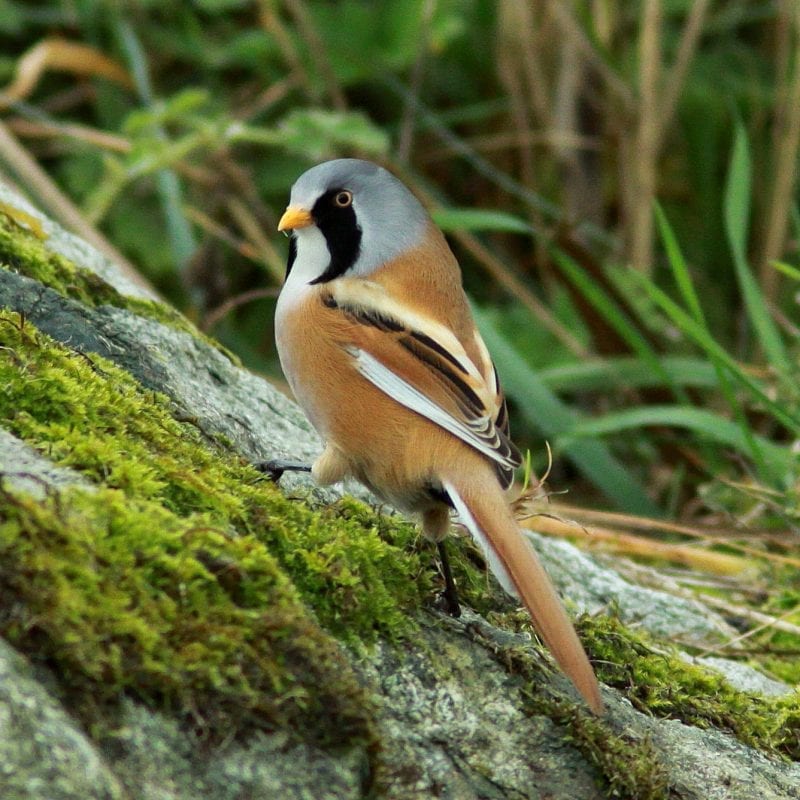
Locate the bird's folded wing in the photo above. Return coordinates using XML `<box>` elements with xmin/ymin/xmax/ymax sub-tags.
<box><xmin>323</xmin><ymin>281</ymin><xmax>521</xmax><ymax>481</ymax></box>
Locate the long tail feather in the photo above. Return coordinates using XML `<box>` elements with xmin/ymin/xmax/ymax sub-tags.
<box><xmin>443</xmin><ymin>474</ymin><xmax>604</xmax><ymax>715</ymax></box>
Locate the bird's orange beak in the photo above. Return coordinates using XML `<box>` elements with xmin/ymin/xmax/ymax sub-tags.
<box><xmin>278</xmin><ymin>206</ymin><xmax>313</xmax><ymax>232</ymax></box>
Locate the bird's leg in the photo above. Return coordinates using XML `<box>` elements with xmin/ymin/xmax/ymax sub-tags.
<box><xmin>256</xmin><ymin>459</ymin><xmax>312</xmax><ymax>483</ymax></box>
<box><xmin>437</xmin><ymin>540</ymin><xmax>462</xmax><ymax>618</ymax></box>
<box><xmin>422</xmin><ymin>505</ymin><xmax>462</xmax><ymax>617</ymax></box>
<box><xmin>257</xmin><ymin>444</ymin><xmax>348</xmax><ymax>485</ymax></box>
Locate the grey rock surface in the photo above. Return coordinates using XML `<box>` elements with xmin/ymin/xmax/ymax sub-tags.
<box><xmin>96</xmin><ymin>700</ymin><xmax>366</xmax><ymax>800</ymax></box>
<box><xmin>533</xmin><ymin>533</ymin><xmax>738</xmax><ymax>642</ymax></box>
<box><xmin>0</xmin><ymin>428</ymin><xmax>92</xmax><ymax>497</ymax></box>
<box><xmin>0</xmin><ymin>181</ymin><xmax>157</xmax><ymax>303</ymax></box>
<box><xmin>366</xmin><ymin>620</ymin><xmax>606</xmax><ymax>800</ymax></box>
<box><xmin>631</xmin><ymin>708</ymin><xmax>800</xmax><ymax>800</ymax></box>
<box><xmin>695</xmin><ymin>655</ymin><xmax>794</xmax><ymax>699</ymax></box>
<box><xmin>0</xmin><ymin>639</ymin><xmax>125</xmax><ymax>800</ymax></box>
<box><xmin>1</xmin><ymin>180</ymin><xmax>798</xmax><ymax>799</ymax></box>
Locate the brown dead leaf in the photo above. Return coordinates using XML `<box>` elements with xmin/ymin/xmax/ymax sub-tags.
<box><xmin>0</xmin><ymin>38</ymin><xmax>133</xmax><ymax>109</ymax></box>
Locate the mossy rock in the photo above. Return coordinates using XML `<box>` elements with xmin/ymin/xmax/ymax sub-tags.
<box><xmin>0</xmin><ymin>303</ymin><xmax>427</xmax><ymax>748</ymax></box>
<box><xmin>1</xmin><ymin>188</ymin><xmax>799</xmax><ymax>799</ymax></box>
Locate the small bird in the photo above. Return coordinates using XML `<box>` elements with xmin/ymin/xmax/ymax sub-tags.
<box><xmin>269</xmin><ymin>158</ymin><xmax>603</xmax><ymax>714</ymax></box>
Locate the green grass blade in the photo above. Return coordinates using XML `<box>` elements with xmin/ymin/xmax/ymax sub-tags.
<box><xmin>116</xmin><ymin>19</ymin><xmax>196</xmax><ymax>271</ymax></box>
<box><xmin>724</xmin><ymin>119</ymin><xmax>751</xmax><ymax>271</ymax></box>
<box><xmin>473</xmin><ymin>304</ymin><xmax>661</xmax><ymax>516</ymax></box>
<box><xmin>771</xmin><ymin>260</ymin><xmax>800</xmax><ymax>282</ymax></box>
<box><xmin>432</xmin><ymin>208</ymin><xmax>532</xmax><ymax>234</ymax></box>
<box><xmin>791</xmin><ymin>203</ymin><xmax>800</xmax><ymax>248</ymax></box>
<box><xmin>550</xmin><ymin>246</ymin><xmax>686</xmax><ymax>401</ymax></box>
<box><xmin>539</xmin><ymin>356</ymin><xmax>718</xmax><ymax>393</ymax></box>
<box><xmin>565</xmin><ymin>405</ymin><xmax>793</xmax><ymax>479</ymax></box>
<box><xmin>654</xmin><ymin>203</ymin><xmax>705</xmax><ymax>323</ymax></box>
<box><xmin>724</xmin><ymin>120</ymin><xmax>790</xmax><ymax>374</ymax></box>
<box><xmin>655</xmin><ymin>202</ymin><xmax>758</xmax><ymax>474</ymax></box>
<box><xmin>631</xmin><ymin>274</ymin><xmax>800</xmax><ymax>435</ymax></box>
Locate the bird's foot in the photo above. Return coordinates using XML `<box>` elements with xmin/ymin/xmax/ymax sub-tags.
<box><xmin>435</xmin><ymin>586</ymin><xmax>462</xmax><ymax>618</ymax></box>
<box><xmin>256</xmin><ymin>459</ymin><xmax>312</xmax><ymax>483</ymax></box>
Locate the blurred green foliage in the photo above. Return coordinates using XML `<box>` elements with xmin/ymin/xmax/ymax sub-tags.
<box><xmin>0</xmin><ymin>0</ymin><xmax>798</xmax><ymax>530</ymax></box>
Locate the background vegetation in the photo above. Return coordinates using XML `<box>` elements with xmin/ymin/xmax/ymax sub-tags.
<box><xmin>1</xmin><ymin>1</ymin><xmax>799</xmax><ymax>675</ymax></box>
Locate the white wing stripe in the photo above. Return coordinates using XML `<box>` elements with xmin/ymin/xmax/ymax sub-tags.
<box><xmin>348</xmin><ymin>347</ymin><xmax>515</xmax><ymax>469</ymax></box>
<box><xmin>443</xmin><ymin>480</ymin><xmax>517</xmax><ymax>598</ymax></box>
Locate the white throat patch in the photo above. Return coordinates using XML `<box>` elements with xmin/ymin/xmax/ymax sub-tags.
<box><xmin>279</xmin><ymin>226</ymin><xmax>330</xmax><ymax>307</ymax></box>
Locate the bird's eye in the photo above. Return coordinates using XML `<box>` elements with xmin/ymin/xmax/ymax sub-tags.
<box><xmin>333</xmin><ymin>190</ymin><xmax>353</xmax><ymax>208</ymax></box>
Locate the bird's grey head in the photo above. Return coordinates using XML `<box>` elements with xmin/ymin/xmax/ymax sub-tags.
<box><xmin>279</xmin><ymin>159</ymin><xmax>430</xmax><ymax>283</ymax></box>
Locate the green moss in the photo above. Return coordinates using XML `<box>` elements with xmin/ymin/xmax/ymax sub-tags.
<box><xmin>754</xmin><ymin>588</ymin><xmax>800</xmax><ymax>685</ymax></box>
<box><xmin>761</xmin><ymin>639</ymin><xmax>800</xmax><ymax>686</ymax></box>
<box><xmin>0</xmin><ymin>209</ymin><xmax>239</xmax><ymax>364</ymax></box>
<box><xmin>0</xmin><ymin>309</ymin><xmax>430</xmax><ymax>744</ymax></box>
<box><xmin>256</xmin><ymin>496</ymin><xmax>431</xmax><ymax>644</ymax></box>
<box><xmin>0</xmin><ymin>484</ymin><xmax>370</xmax><ymax>746</ymax></box>
<box><xmin>578</xmin><ymin>614</ymin><xmax>800</xmax><ymax>759</ymax></box>
<box><xmin>561</xmin><ymin>710</ymin><xmax>669</xmax><ymax>800</ymax></box>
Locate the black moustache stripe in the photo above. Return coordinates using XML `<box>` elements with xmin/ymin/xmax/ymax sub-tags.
<box><xmin>285</xmin><ymin>236</ymin><xmax>297</xmax><ymax>279</ymax></box>
<box><xmin>309</xmin><ymin>189</ymin><xmax>362</xmax><ymax>284</ymax></box>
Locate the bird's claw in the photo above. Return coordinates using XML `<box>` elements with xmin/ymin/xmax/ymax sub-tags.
<box><xmin>255</xmin><ymin>459</ymin><xmax>312</xmax><ymax>483</ymax></box>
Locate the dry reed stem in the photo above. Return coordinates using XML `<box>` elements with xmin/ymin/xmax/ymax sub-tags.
<box><xmin>383</xmin><ymin>77</ymin><xmax>614</xmax><ymax>245</ymax></box>
<box><xmin>521</xmin><ymin>2</ymin><xmax>552</xmax><ymax>125</ymax></box>
<box><xmin>0</xmin><ymin>38</ymin><xmax>133</xmax><ymax>110</ymax></box>
<box><xmin>517</xmin><ymin>511</ymin><xmax>752</xmax><ymax>576</ymax></box>
<box><xmin>656</xmin><ymin>0</ymin><xmax>710</xmax><ymax>150</ymax></box>
<box><xmin>258</xmin><ymin>0</ymin><xmax>317</xmax><ymax>103</ymax></box>
<box><xmin>629</xmin><ymin>0</ymin><xmax>661</xmax><ymax>274</ymax></box>
<box><xmin>694</xmin><ymin>605</ymin><xmax>800</xmax><ymax>657</ymax></box>
<box><xmin>203</xmin><ymin>287</ymin><xmax>279</xmax><ymax>332</ymax></box>
<box><xmin>5</xmin><ymin>118</ymin><xmax>131</xmax><ymax>153</ymax></box>
<box><xmin>397</xmin><ymin>0</ymin><xmax>437</xmax><ymax>164</ymax></box>
<box><xmin>424</xmin><ymin>129</ymin><xmax>598</xmax><ymax>158</ymax></box>
<box><xmin>537</xmin><ymin>500</ymin><xmax>800</xmax><ymax>569</ymax></box>
<box><xmin>547</xmin><ymin>0</ymin><xmax>634</xmax><ymax>112</ymax></box>
<box><xmin>226</xmin><ymin>196</ymin><xmax>286</xmax><ymax>284</ymax></box>
<box><xmin>0</xmin><ymin>120</ymin><xmax>153</xmax><ymax>294</ymax></box>
<box><xmin>542</xmin><ymin>1</ymin><xmax>708</xmax><ymax>272</ymax></box>
<box><xmin>553</xmin><ymin>35</ymin><xmax>603</xmax><ymax>234</ymax></box>
<box><xmin>238</xmin><ymin>76</ymin><xmax>298</xmax><ymax>122</ymax></box>
<box><xmin>758</xmin><ymin>1</ymin><xmax>800</xmax><ymax>300</ymax></box>
<box><xmin>448</xmin><ymin>227</ymin><xmax>590</xmax><ymax>357</ymax></box>
<box><xmin>282</xmin><ymin>0</ymin><xmax>347</xmax><ymax>112</ymax></box>
<box><xmin>496</xmin><ymin>0</ymin><xmax>539</xmax><ymax>205</ymax></box>
<box><xmin>614</xmin><ymin>559</ymin><xmax>800</xmax><ymax>646</ymax></box>
<box><xmin>184</xmin><ymin>205</ymin><xmax>262</xmax><ymax>262</ymax></box>
<box><xmin>697</xmin><ymin>594</ymin><xmax>800</xmax><ymax>640</ymax></box>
